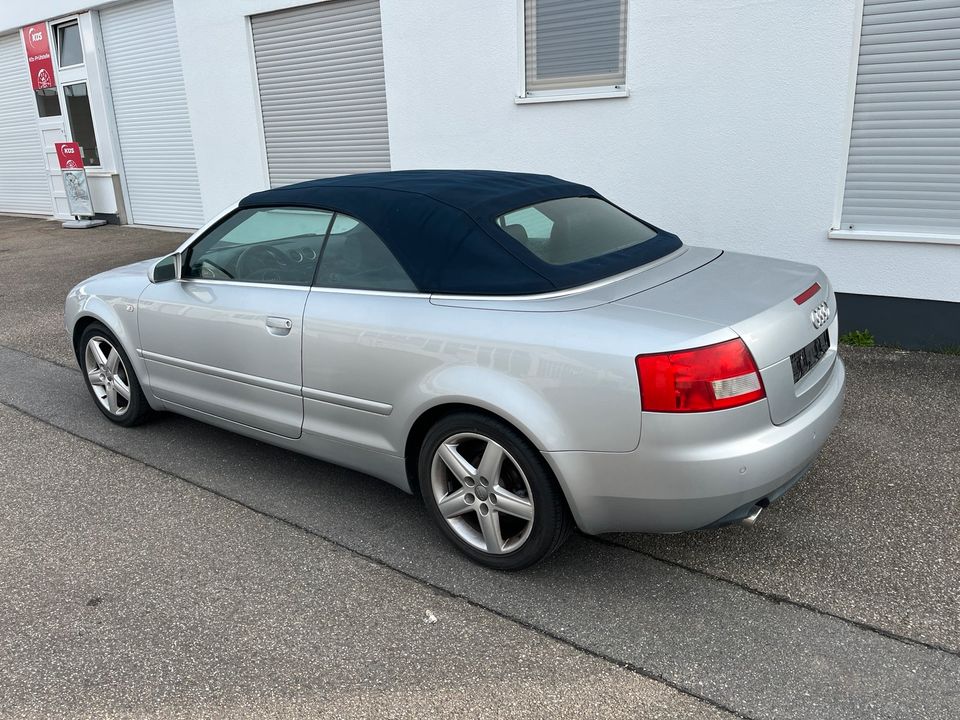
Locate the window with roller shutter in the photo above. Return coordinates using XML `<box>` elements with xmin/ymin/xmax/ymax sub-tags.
<box><xmin>835</xmin><ymin>0</ymin><xmax>960</xmax><ymax>243</ymax></box>
<box><xmin>250</xmin><ymin>0</ymin><xmax>390</xmax><ymax>188</ymax></box>
<box><xmin>519</xmin><ymin>0</ymin><xmax>628</xmax><ymax>101</ymax></box>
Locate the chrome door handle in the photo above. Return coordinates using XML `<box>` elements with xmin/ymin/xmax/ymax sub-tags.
<box><xmin>265</xmin><ymin>316</ymin><xmax>293</xmax><ymax>335</ymax></box>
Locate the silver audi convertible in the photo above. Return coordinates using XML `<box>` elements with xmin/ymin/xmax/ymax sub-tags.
<box><xmin>65</xmin><ymin>170</ymin><xmax>845</xmax><ymax>569</ymax></box>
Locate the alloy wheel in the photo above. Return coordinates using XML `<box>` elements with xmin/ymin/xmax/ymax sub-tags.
<box><xmin>84</xmin><ymin>336</ymin><xmax>132</xmax><ymax>417</ymax></box>
<box><xmin>430</xmin><ymin>432</ymin><xmax>535</xmax><ymax>554</ymax></box>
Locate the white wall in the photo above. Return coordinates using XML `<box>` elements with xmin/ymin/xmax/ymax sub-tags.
<box><xmin>3</xmin><ymin>0</ymin><xmax>957</xmax><ymax>302</ymax></box>
<box><xmin>380</xmin><ymin>0</ymin><xmax>959</xmax><ymax>303</ymax></box>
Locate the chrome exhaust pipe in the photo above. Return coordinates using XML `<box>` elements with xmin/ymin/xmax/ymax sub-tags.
<box><xmin>740</xmin><ymin>504</ymin><xmax>764</xmax><ymax>527</ymax></box>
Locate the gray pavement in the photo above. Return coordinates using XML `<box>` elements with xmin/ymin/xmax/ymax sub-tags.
<box><xmin>614</xmin><ymin>346</ymin><xmax>960</xmax><ymax>652</ymax></box>
<box><xmin>0</xmin><ymin>214</ymin><xmax>185</xmax><ymax>368</ymax></box>
<box><xmin>1</xmin><ymin>215</ymin><xmax>959</xmax><ymax>718</ymax></box>
<box><xmin>0</xmin><ymin>405</ymin><xmax>723</xmax><ymax>720</ymax></box>
<box><xmin>1</xmin><ymin>344</ymin><xmax>958</xmax><ymax>719</ymax></box>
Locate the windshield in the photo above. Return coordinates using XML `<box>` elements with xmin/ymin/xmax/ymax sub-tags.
<box><xmin>496</xmin><ymin>196</ymin><xmax>658</xmax><ymax>266</ymax></box>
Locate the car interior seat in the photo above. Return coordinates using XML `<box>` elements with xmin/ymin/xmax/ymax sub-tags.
<box><xmin>504</xmin><ymin>223</ymin><xmax>529</xmax><ymax>243</ymax></box>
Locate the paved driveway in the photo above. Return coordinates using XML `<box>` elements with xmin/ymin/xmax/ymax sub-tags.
<box><xmin>1</xmin><ymin>215</ymin><xmax>958</xmax><ymax>719</ymax></box>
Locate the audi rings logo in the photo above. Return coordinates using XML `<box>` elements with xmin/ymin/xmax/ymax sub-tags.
<box><xmin>811</xmin><ymin>301</ymin><xmax>831</xmax><ymax>330</ymax></box>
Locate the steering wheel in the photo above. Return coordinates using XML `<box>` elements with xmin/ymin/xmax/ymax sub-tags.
<box><xmin>236</xmin><ymin>244</ymin><xmax>289</xmax><ymax>281</ymax></box>
<box><xmin>199</xmin><ymin>259</ymin><xmax>234</xmax><ymax>279</ymax></box>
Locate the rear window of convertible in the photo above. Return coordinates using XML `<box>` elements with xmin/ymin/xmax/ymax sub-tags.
<box><xmin>496</xmin><ymin>197</ymin><xmax>659</xmax><ymax>266</ymax></box>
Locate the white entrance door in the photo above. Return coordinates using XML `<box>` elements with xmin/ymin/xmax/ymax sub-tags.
<box><xmin>39</xmin><ymin>116</ymin><xmax>70</xmax><ymax>220</ymax></box>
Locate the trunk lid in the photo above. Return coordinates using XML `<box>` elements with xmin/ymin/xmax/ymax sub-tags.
<box><xmin>431</xmin><ymin>246</ymin><xmax>721</xmax><ymax>312</ymax></box>
<box><xmin>615</xmin><ymin>250</ymin><xmax>839</xmax><ymax>424</ymax></box>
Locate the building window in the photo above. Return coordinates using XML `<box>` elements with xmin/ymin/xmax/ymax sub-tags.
<box><xmin>64</xmin><ymin>83</ymin><xmax>99</xmax><ymax>166</ymax></box>
<box><xmin>35</xmin><ymin>88</ymin><xmax>61</xmax><ymax>117</ymax></box>
<box><xmin>832</xmin><ymin>0</ymin><xmax>960</xmax><ymax>244</ymax></box>
<box><xmin>56</xmin><ymin>21</ymin><xmax>83</xmax><ymax>68</ymax></box>
<box><xmin>520</xmin><ymin>0</ymin><xmax>627</xmax><ymax>100</ymax></box>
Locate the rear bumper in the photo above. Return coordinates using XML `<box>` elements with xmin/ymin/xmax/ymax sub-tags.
<box><xmin>544</xmin><ymin>357</ymin><xmax>845</xmax><ymax>534</ymax></box>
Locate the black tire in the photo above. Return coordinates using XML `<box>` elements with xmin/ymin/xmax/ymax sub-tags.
<box><xmin>418</xmin><ymin>411</ymin><xmax>573</xmax><ymax>570</ymax></box>
<box><xmin>78</xmin><ymin>322</ymin><xmax>152</xmax><ymax>427</ymax></box>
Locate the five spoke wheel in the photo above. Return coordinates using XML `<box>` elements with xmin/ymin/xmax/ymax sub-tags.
<box><xmin>79</xmin><ymin>323</ymin><xmax>151</xmax><ymax>427</ymax></box>
<box><xmin>420</xmin><ymin>413</ymin><xmax>573</xmax><ymax>569</ymax></box>
<box><xmin>84</xmin><ymin>335</ymin><xmax>132</xmax><ymax>417</ymax></box>
<box><xmin>430</xmin><ymin>432</ymin><xmax>535</xmax><ymax>555</ymax></box>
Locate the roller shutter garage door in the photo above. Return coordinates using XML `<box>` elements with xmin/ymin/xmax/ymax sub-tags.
<box><xmin>251</xmin><ymin>0</ymin><xmax>390</xmax><ymax>187</ymax></box>
<box><xmin>100</xmin><ymin>0</ymin><xmax>204</xmax><ymax>228</ymax></box>
<box><xmin>0</xmin><ymin>33</ymin><xmax>52</xmax><ymax>216</ymax></box>
<box><xmin>840</xmin><ymin>0</ymin><xmax>960</xmax><ymax>237</ymax></box>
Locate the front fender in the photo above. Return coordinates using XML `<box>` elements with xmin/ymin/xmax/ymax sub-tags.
<box><xmin>65</xmin><ymin>275</ymin><xmax>160</xmax><ymax>410</ymax></box>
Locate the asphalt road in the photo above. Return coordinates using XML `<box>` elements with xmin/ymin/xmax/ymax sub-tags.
<box><xmin>1</xmin><ymin>215</ymin><xmax>958</xmax><ymax>719</ymax></box>
<box><xmin>1</xmin><ymin>404</ymin><xmax>722</xmax><ymax>720</ymax></box>
<box><xmin>0</xmin><ymin>214</ymin><xmax>182</xmax><ymax>367</ymax></box>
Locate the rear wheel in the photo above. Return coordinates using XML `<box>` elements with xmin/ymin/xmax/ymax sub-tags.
<box><xmin>79</xmin><ymin>323</ymin><xmax>151</xmax><ymax>427</ymax></box>
<box><xmin>418</xmin><ymin>412</ymin><xmax>572</xmax><ymax>570</ymax></box>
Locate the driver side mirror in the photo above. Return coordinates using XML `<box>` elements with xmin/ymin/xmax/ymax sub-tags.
<box><xmin>149</xmin><ymin>252</ymin><xmax>180</xmax><ymax>283</ymax></box>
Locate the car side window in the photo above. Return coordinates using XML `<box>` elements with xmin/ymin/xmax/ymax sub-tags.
<box><xmin>314</xmin><ymin>213</ymin><xmax>417</xmax><ymax>292</ymax></box>
<box><xmin>183</xmin><ymin>207</ymin><xmax>334</xmax><ymax>286</ymax></box>
<box><xmin>496</xmin><ymin>197</ymin><xmax>658</xmax><ymax>266</ymax></box>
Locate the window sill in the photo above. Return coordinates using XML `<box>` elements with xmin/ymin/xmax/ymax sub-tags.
<box><xmin>515</xmin><ymin>87</ymin><xmax>629</xmax><ymax>105</ymax></box>
<box><xmin>828</xmin><ymin>228</ymin><xmax>960</xmax><ymax>247</ymax></box>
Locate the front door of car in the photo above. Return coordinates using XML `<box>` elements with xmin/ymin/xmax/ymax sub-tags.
<box><xmin>138</xmin><ymin>206</ymin><xmax>335</xmax><ymax>438</ymax></box>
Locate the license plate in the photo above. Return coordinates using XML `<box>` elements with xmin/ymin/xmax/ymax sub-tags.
<box><xmin>790</xmin><ymin>330</ymin><xmax>830</xmax><ymax>383</ymax></box>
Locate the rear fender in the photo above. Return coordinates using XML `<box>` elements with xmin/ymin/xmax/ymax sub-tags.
<box><xmin>400</xmin><ymin>364</ymin><xmax>571</xmax><ymax>453</ymax></box>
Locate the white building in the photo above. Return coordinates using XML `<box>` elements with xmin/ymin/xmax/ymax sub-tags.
<box><xmin>1</xmin><ymin>0</ymin><xmax>957</xmax><ymax>346</ymax></box>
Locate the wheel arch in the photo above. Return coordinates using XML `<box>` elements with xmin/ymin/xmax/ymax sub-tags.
<box><xmin>403</xmin><ymin>402</ymin><xmax>577</xmax><ymax>523</ymax></box>
<box><xmin>69</xmin><ymin>304</ymin><xmax>159</xmax><ymax>411</ymax></box>
<box><xmin>71</xmin><ymin>314</ymin><xmax>103</xmax><ymax>364</ymax></box>
<box><xmin>72</xmin><ymin>311</ymin><xmax>134</xmax><ymax>363</ymax></box>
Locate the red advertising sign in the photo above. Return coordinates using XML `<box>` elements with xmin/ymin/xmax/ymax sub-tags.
<box><xmin>55</xmin><ymin>142</ymin><xmax>85</xmax><ymax>170</ymax></box>
<box><xmin>21</xmin><ymin>23</ymin><xmax>56</xmax><ymax>91</ymax></box>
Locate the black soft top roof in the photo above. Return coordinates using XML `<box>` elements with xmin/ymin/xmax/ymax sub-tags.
<box><xmin>239</xmin><ymin>170</ymin><xmax>682</xmax><ymax>295</ymax></box>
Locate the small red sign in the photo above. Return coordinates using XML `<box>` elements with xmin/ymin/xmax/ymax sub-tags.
<box><xmin>22</xmin><ymin>23</ymin><xmax>56</xmax><ymax>91</ymax></box>
<box><xmin>55</xmin><ymin>142</ymin><xmax>84</xmax><ymax>170</ymax></box>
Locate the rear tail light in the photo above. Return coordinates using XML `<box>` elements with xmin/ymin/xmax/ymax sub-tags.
<box><xmin>636</xmin><ymin>338</ymin><xmax>765</xmax><ymax>412</ymax></box>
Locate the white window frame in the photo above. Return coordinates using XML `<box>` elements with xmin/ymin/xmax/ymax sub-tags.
<box><xmin>515</xmin><ymin>0</ymin><xmax>629</xmax><ymax>105</ymax></box>
<box><xmin>829</xmin><ymin>0</ymin><xmax>960</xmax><ymax>247</ymax></box>
<box><xmin>53</xmin><ymin>19</ymin><xmax>84</xmax><ymax>71</ymax></box>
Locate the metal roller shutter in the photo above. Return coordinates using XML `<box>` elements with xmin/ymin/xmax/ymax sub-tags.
<box><xmin>251</xmin><ymin>0</ymin><xmax>390</xmax><ymax>187</ymax></box>
<box><xmin>840</xmin><ymin>0</ymin><xmax>960</xmax><ymax>236</ymax></box>
<box><xmin>524</xmin><ymin>0</ymin><xmax>627</xmax><ymax>93</ymax></box>
<box><xmin>0</xmin><ymin>33</ymin><xmax>52</xmax><ymax>216</ymax></box>
<box><xmin>100</xmin><ymin>0</ymin><xmax>204</xmax><ymax>228</ymax></box>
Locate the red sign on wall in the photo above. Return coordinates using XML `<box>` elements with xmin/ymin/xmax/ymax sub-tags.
<box><xmin>21</xmin><ymin>23</ymin><xmax>56</xmax><ymax>91</ymax></box>
<box><xmin>55</xmin><ymin>142</ymin><xmax>85</xmax><ymax>170</ymax></box>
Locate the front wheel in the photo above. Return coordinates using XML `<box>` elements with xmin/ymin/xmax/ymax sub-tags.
<box><xmin>418</xmin><ymin>412</ymin><xmax>573</xmax><ymax>570</ymax></box>
<box><xmin>79</xmin><ymin>323</ymin><xmax>152</xmax><ymax>427</ymax></box>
